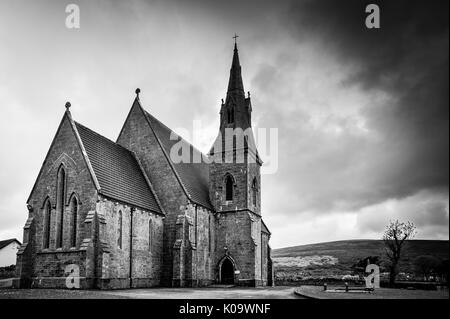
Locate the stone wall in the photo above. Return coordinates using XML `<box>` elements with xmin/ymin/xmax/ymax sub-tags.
<box><xmin>247</xmin><ymin>162</ymin><xmax>261</xmax><ymax>214</ymax></box>
<box><xmin>182</xmin><ymin>203</ymin><xmax>215</xmax><ymax>286</ymax></box>
<box><xmin>215</xmin><ymin>211</ymin><xmax>259</xmax><ymax>286</ymax></box>
<box><xmin>95</xmin><ymin>198</ymin><xmax>164</xmax><ymax>289</ymax></box>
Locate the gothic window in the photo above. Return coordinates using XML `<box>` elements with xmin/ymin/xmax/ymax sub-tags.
<box><xmin>148</xmin><ymin>218</ymin><xmax>153</xmax><ymax>250</ymax></box>
<box><xmin>225</xmin><ymin>175</ymin><xmax>234</xmax><ymax>201</ymax></box>
<box><xmin>43</xmin><ymin>198</ymin><xmax>51</xmax><ymax>249</ymax></box>
<box><xmin>118</xmin><ymin>210</ymin><xmax>123</xmax><ymax>249</ymax></box>
<box><xmin>70</xmin><ymin>196</ymin><xmax>78</xmax><ymax>248</ymax></box>
<box><xmin>252</xmin><ymin>178</ymin><xmax>257</xmax><ymax>207</ymax></box>
<box><xmin>227</xmin><ymin>108</ymin><xmax>235</xmax><ymax>124</ymax></box>
<box><xmin>56</xmin><ymin>166</ymin><xmax>66</xmax><ymax>248</ymax></box>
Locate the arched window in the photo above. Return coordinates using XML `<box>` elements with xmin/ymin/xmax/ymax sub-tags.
<box><xmin>148</xmin><ymin>218</ymin><xmax>153</xmax><ymax>250</ymax></box>
<box><xmin>227</xmin><ymin>108</ymin><xmax>235</xmax><ymax>124</ymax></box>
<box><xmin>70</xmin><ymin>196</ymin><xmax>78</xmax><ymax>248</ymax></box>
<box><xmin>43</xmin><ymin>199</ymin><xmax>51</xmax><ymax>249</ymax></box>
<box><xmin>56</xmin><ymin>166</ymin><xmax>66</xmax><ymax>248</ymax></box>
<box><xmin>118</xmin><ymin>210</ymin><xmax>122</xmax><ymax>249</ymax></box>
<box><xmin>252</xmin><ymin>178</ymin><xmax>257</xmax><ymax>207</ymax></box>
<box><xmin>225</xmin><ymin>175</ymin><xmax>234</xmax><ymax>201</ymax></box>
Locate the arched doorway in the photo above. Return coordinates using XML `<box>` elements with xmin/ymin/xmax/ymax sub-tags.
<box><xmin>220</xmin><ymin>257</ymin><xmax>235</xmax><ymax>284</ymax></box>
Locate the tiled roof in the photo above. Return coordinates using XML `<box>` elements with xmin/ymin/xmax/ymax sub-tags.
<box><xmin>0</xmin><ymin>238</ymin><xmax>21</xmax><ymax>250</ymax></box>
<box><xmin>143</xmin><ymin>110</ymin><xmax>213</xmax><ymax>210</ymax></box>
<box><xmin>75</xmin><ymin>122</ymin><xmax>162</xmax><ymax>214</ymax></box>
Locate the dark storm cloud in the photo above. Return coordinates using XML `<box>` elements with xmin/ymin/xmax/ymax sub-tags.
<box><xmin>283</xmin><ymin>0</ymin><xmax>449</xmax><ymax>202</ymax></box>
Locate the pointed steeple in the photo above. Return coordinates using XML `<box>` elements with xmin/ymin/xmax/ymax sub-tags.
<box><xmin>227</xmin><ymin>41</ymin><xmax>245</xmax><ymax>95</ymax></box>
<box><xmin>209</xmin><ymin>37</ymin><xmax>261</xmax><ymax>164</ymax></box>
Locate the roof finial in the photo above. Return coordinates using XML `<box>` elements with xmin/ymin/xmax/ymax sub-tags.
<box><xmin>135</xmin><ymin>88</ymin><xmax>141</xmax><ymax>99</ymax></box>
<box><xmin>65</xmin><ymin>102</ymin><xmax>71</xmax><ymax>110</ymax></box>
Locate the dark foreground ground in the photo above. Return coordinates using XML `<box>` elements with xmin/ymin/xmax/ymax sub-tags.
<box><xmin>0</xmin><ymin>286</ymin><xmax>301</xmax><ymax>299</ymax></box>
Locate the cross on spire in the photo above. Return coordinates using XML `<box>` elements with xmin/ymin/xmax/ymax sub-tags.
<box><xmin>233</xmin><ymin>33</ymin><xmax>239</xmax><ymax>45</ymax></box>
<box><xmin>227</xmin><ymin>34</ymin><xmax>244</xmax><ymax>94</ymax></box>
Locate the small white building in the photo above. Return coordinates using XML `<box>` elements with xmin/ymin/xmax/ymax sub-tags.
<box><xmin>0</xmin><ymin>239</ymin><xmax>21</xmax><ymax>267</ymax></box>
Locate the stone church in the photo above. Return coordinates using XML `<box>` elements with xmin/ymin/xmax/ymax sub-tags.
<box><xmin>15</xmin><ymin>42</ymin><xmax>273</xmax><ymax>289</ymax></box>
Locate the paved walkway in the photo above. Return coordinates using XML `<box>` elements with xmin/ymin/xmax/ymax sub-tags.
<box><xmin>295</xmin><ymin>285</ymin><xmax>449</xmax><ymax>299</ymax></box>
<box><xmin>0</xmin><ymin>286</ymin><xmax>301</xmax><ymax>299</ymax></box>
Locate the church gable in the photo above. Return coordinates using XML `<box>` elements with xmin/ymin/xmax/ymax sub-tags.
<box><xmin>27</xmin><ymin>110</ymin><xmax>98</xmax><ymax>208</ymax></box>
<box><xmin>116</xmin><ymin>98</ymin><xmax>188</xmax><ymax>208</ymax></box>
<box><xmin>28</xmin><ymin>109</ymin><xmax>163</xmax><ymax>215</ymax></box>
<box><xmin>117</xmin><ymin>97</ymin><xmax>213</xmax><ymax>210</ymax></box>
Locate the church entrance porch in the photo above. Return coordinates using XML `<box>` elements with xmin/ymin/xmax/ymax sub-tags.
<box><xmin>218</xmin><ymin>257</ymin><xmax>235</xmax><ymax>285</ymax></box>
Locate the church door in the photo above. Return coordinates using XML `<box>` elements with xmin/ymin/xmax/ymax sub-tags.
<box><xmin>220</xmin><ymin>258</ymin><xmax>235</xmax><ymax>284</ymax></box>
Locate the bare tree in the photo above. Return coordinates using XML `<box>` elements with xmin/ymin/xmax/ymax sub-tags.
<box><xmin>382</xmin><ymin>220</ymin><xmax>417</xmax><ymax>286</ymax></box>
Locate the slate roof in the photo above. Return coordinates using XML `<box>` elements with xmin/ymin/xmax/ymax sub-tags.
<box><xmin>75</xmin><ymin>122</ymin><xmax>162</xmax><ymax>214</ymax></box>
<box><xmin>143</xmin><ymin>110</ymin><xmax>213</xmax><ymax>210</ymax></box>
<box><xmin>0</xmin><ymin>238</ymin><xmax>21</xmax><ymax>250</ymax></box>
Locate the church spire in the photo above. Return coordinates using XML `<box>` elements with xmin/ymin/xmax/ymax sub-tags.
<box><xmin>227</xmin><ymin>36</ymin><xmax>245</xmax><ymax>96</ymax></box>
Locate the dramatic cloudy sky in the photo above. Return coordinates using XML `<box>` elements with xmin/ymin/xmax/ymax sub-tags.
<box><xmin>0</xmin><ymin>0</ymin><xmax>448</xmax><ymax>248</ymax></box>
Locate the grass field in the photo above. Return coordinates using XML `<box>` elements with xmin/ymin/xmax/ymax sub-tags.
<box><xmin>272</xmin><ymin>239</ymin><xmax>449</xmax><ymax>281</ymax></box>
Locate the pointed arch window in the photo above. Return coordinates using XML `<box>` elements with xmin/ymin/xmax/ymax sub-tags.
<box><xmin>70</xmin><ymin>196</ymin><xmax>78</xmax><ymax>248</ymax></box>
<box><xmin>118</xmin><ymin>210</ymin><xmax>123</xmax><ymax>249</ymax></box>
<box><xmin>227</xmin><ymin>108</ymin><xmax>235</xmax><ymax>124</ymax></box>
<box><xmin>225</xmin><ymin>175</ymin><xmax>234</xmax><ymax>201</ymax></box>
<box><xmin>43</xmin><ymin>199</ymin><xmax>52</xmax><ymax>249</ymax></box>
<box><xmin>252</xmin><ymin>178</ymin><xmax>258</xmax><ymax>207</ymax></box>
<box><xmin>56</xmin><ymin>166</ymin><xmax>66</xmax><ymax>248</ymax></box>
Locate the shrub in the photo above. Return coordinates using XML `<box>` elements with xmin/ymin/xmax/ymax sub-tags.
<box><xmin>0</xmin><ymin>264</ymin><xmax>16</xmax><ymax>279</ymax></box>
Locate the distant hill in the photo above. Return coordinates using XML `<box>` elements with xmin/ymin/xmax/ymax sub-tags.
<box><xmin>272</xmin><ymin>240</ymin><xmax>449</xmax><ymax>280</ymax></box>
